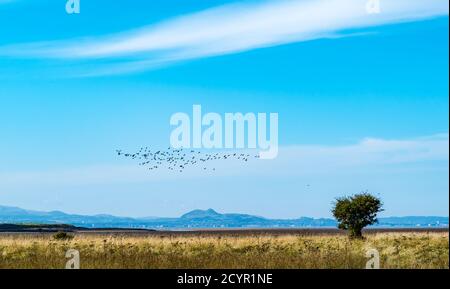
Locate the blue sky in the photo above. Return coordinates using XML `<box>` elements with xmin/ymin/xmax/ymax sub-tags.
<box><xmin>0</xmin><ymin>0</ymin><xmax>448</xmax><ymax>218</ymax></box>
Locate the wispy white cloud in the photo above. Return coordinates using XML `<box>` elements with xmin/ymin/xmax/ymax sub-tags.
<box><xmin>0</xmin><ymin>0</ymin><xmax>448</xmax><ymax>75</ymax></box>
<box><xmin>0</xmin><ymin>133</ymin><xmax>447</xmax><ymax>186</ymax></box>
<box><xmin>0</xmin><ymin>0</ymin><xmax>16</xmax><ymax>4</ymax></box>
<box><xmin>277</xmin><ymin>133</ymin><xmax>449</xmax><ymax>173</ymax></box>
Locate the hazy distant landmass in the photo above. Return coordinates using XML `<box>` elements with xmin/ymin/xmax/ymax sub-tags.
<box><xmin>0</xmin><ymin>206</ymin><xmax>448</xmax><ymax>229</ymax></box>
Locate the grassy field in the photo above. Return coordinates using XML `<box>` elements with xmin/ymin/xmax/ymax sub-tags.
<box><xmin>0</xmin><ymin>231</ymin><xmax>448</xmax><ymax>269</ymax></box>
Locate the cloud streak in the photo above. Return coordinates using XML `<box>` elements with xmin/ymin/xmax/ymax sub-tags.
<box><xmin>0</xmin><ymin>0</ymin><xmax>448</xmax><ymax>75</ymax></box>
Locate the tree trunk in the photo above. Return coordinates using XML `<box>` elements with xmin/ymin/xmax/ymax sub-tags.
<box><xmin>349</xmin><ymin>227</ymin><xmax>363</xmax><ymax>239</ymax></box>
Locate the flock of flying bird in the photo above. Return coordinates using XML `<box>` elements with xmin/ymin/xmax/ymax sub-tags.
<box><xmin>117</xmin><ymin>147</ymin><xmax>260</xmax><ymax>172</ymax></box>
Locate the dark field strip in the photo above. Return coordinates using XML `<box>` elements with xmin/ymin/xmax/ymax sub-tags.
<box><xmin>1</xmin><ymin>227</ymin><xmax>448</xmax><ymax>237</ymax></box>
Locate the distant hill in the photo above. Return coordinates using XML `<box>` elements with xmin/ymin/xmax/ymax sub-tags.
<box><xmin>0</xmin><ymin>205</ymin><xmax>448</xmax><ymax>229</ymax></box>
<box><xmin>0</xmin><ymin>205</ymin><xmax>137</xmax><ymax>227</ymax></box>
<box><xmin>181</xmin><ymin>208</ymin><xmax>223</xmax><ymax>219</ymax></box>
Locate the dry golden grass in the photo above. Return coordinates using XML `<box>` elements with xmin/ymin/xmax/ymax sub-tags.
<box><xmin>0</xmin><ymin>232</ymin><xmax>448</xmax><ymax>269</ymax></box>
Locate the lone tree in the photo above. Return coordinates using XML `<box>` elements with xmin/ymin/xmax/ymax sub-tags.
<box><xmin>332</xmin><ymin>193</ymin><xmax>383</xmax><ymax>239</ymax></box>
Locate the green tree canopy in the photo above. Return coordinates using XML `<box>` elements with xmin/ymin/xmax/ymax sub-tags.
<box><xmin>332</xmin><ymin>193</ymin><xmax>383</xmax><ymax>238</ymax></box>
